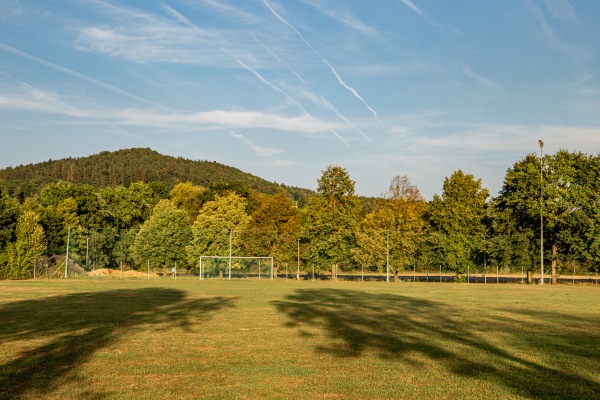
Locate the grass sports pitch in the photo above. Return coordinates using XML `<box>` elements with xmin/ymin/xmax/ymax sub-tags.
<box><xmin>0</xmin><ymin>279</ymin><xmax>598</xmax><ymax>399</ymax></box>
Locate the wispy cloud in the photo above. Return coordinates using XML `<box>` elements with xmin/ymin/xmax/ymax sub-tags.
<box><xmin>400</xmin><ymin>0</ymin><xmax>426</xmax><ymax>18</ymax></box>
<box><xmin>300</xmin><ymin>0</ymin><xmax>380</xmax><ymax>38</ymax></box>
<box><xmin>0</xmin><ymin>41</ymin><xmax>173</xmax><ymax>112</ymax></box>
<box><xmin>462</xmin><ymin>66</ymin><xmax>503</xmax><ymax>95</ymax></box>
<box><xmin>199</xmin><ymin>0</ymin><xmax>265</xmax><ymax>26</ymax></box>
<box><xmin>0</xmin><ymin>82</ymin><xmax>338</xmax><ymax>135</ymax></box>
<box><xmin>75</xmin><ymin>1</ymin><xmax>273</xmax><ymax>69</ymax></box>
<box><xmin>544</xmin><ymin>0</ymin><xmax>579</xmax><ymax>23</ymax></box>
<box><xmin>159</xmin><ymin>2</ymin><xmax>194</xmax><ymax>26</ymax></box>
<box><xmin>229</xmin><ymin>131</ymin><xmax>283</xmax><ymax>157</ymax></box>
<box><xmin>0</xmin><ymin>83</ymin><xmax>142</xmax><ymax>139</ymax></box>
<box><xmin>399</xmin><ymin>0</ymin><xmax>465</xmax><ymax>36</ymax></box>
<box><xmin>117</xmin><ymin>108</ymin><xmax>338</xmax><ymax>134</ymax></box>
<box><xmin>523</xmin><ymin>0</ymin><xmax>589</xmax><ymax>62</ymax></box>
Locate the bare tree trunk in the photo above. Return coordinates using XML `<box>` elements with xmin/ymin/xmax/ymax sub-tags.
<box><xmin>551</xmin><ymin>244</ymin><xmax>558</xmax><ymax>285</ymax></box>
<box><xmin>331</xmin><ymin>263</ymin><xmax>337</xmax><ymax>281</ymax></box>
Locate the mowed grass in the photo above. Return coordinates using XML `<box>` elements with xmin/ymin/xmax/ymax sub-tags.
<box><xmin>0</xmin><ymin>279</ymin><xmax>598</xmax><ymax>400</ymax></box>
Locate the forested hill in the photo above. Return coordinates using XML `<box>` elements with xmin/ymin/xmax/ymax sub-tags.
<box><xmin>0</xmin><ymin>148</ymin><xmax>312</xmax><ymax>201</ymax></box>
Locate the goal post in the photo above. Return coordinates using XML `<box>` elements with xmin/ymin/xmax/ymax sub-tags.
<box><xmin>199</xmin><ymin>256</ymin><xmax>274</xmax><ymax>280</ymax></box>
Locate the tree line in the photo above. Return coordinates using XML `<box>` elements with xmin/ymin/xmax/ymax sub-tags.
<box><xmin>1</xmin><ymin>149</ymin><xmax>599</xmax><ymax>282</ymax></box>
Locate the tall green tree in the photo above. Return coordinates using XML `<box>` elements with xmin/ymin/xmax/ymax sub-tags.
<box><xmin>0</xmin><ymin>183</ymin><xmax>19</xmax><ymax>277</ymax></box>
<box><xmin>0</xmin><ymin>182</ymin><xmax>19</xmax><ymax>252</ymax></box>
<box><xmin>132</xmin><ymin>200</ymin><xmax>191</xmax><ymax>269</ymax></box>
<box><xmin>4</xmin><ymin>211</ymin><xmax>47</xmax><ymax>279</ymax></box>
<box><xmin>498</xmin><ymin>151</ymin><xmax>600</xmax><ymax>281</ymax></box>
<box><xmin>99</xmin><ymin>182</ymin><xmax>165</xmax><ymax>230</ymax></box>
<box><xmin>302</xmin><ymin>166</ymin><xmax>362</xmax><ymax>278</ymax></box>
<box><xmin>186</xmin><ymin>192</ymin><xmax>250</xmax><ymax>273</ymax></box>
<box><xmin>485</xmin><ymin>201</ymin><xmax>538</xmax><ymax>281</ymax></box>
<box><xmin>424</xmin><ymin>170</ymin><xmax>489</xmax><ymax>276</ymax></box>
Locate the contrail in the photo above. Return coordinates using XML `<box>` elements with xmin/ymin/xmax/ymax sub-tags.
<box><xmin>160</xmin><ymin>3</ymin><xmax>309</xmax><ymax>114</ymax></box>
<box><xmin>0</xmin><ymin>42</ymin><xmax>174</xmax><ymax>113</ymax></box>
<box><xmin>318</xmin><ymin>94</ymin><xmax>373</xmax><ymax>142</ymax></box>
<box><xmin>184</xmin><ymin>1</ymin><xmax>375</xmax><ymax>143</ymax></box>
<box><xmin>323</xmin><ymin>60</ymin><xmax>378</xmax><ymax>120</ymax></box>
<box><xmin>330</xmin><ymin>129</ymin><xmax>388</xmax><ymax>175</ymax></box>
<box><xmin>161</xmin><ymin>3</ymin><xmax>375</xmax><ymax>158</ymax></box>
<box><xmin>233</xmin><ymin>57</ymin><xmax>310</xmax><ymax>114</ymax></box>
<box><xmin>261</xmin><ymin>0</ymin><xmax>379</xmax><ymax>120</ymax></box>
<box><xmin>247</xmin><ymin>31</ymin><xmax>306</xmax><ymax>84</ymax></box>
<box><xmin>160</xmin><ymin>2</ymin><xmax>195</xmax><ymax>26</ymax></box>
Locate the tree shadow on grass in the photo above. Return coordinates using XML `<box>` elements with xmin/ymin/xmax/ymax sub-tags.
<box><xmin>0</xmin><ymin>288</ymin><xmax>236</xmax><ymax>400</ymax></box>
<box><xmin>274</xmin><ymin>289</ymin><xmax>599</xmax><ymax>399</ymax></box>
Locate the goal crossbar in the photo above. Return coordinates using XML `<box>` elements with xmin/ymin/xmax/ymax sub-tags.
<box><xmin>199</xmin><ymin>256</ymin><xmax>274</xmax><ymax>280</ymax></box>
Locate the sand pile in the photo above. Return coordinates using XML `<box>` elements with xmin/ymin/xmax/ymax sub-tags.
<box><xmin>89</xmin><ymin>268</ymin><xmax>159</xmax><ymax>278</ymax></box>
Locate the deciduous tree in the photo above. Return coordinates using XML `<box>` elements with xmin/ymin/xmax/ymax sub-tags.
<box><xmin>170</xmin><ymin>182</ymin><xmax>206</xmax><ymax>223</ymax></box>
<box><xmin>5</xmin><ymin>211</ymin><xmax>46</xmax><ymax>279</ymax></box>
<box><xmin>132</xmin><ymin>200</ymin><xmax>191</xmax><ymax>269</ymax></box>
<box><xmin>241</xmin><ymin>192</ymin><xmax>301</xmax><ymax>273</ymax></box>
<box><xmin>302</xmin><ymin>166</ymin><xmax>362</xmax><ymax>278</ymax></box>
<box><xmin>187</xmin><ymin>192</ymin><xmax>250</xmax><ymax>273</ymax></box>
<box><xmin>354</xmin><ymin>175</ymin><xmax>426</xmax><ymax>273</ymax></box>
<box><xmin>424</xmin><ymin>170</ymin><xmax>489</xmax><ymax>276</ymax></box>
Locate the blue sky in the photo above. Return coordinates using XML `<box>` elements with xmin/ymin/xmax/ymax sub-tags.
<box><xmin>1</xmin><ymin>0</ymin><xmax>599</xmax><ymax>199</ymax></box>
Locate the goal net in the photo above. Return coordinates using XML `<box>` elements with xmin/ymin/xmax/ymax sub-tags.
<box><xmin>198</xmin><ymin>256</ymin><xmax>274</xmax><ymax>280</ymax></box>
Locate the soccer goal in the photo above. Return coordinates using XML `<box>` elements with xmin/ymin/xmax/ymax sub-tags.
<box><xmin>198</xmin><ymin>256</ymin><xmax>274</xmax><ymax>280</ymax></box>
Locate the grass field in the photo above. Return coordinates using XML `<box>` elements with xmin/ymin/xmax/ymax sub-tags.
<box><xmin>0</xmin><ymin>279</ymin><xmax>598</xmax><ymax>400</ymax></box>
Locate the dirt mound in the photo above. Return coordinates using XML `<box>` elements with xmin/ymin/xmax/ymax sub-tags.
<box><xmin>89</xmin><ymin>268</ymin><xmax>159</xmax><ymax>278</ymax></box>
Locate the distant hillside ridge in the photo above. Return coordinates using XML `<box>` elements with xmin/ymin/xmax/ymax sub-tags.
<box><xmin>0</xmin><ymin>148</ymin><xmax>312</xmax><ymax>202</ymax></box>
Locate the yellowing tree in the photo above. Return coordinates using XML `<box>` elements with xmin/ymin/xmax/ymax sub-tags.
<box><xmin>187</xmin><ymin>192</ymin><xmax>250</xmax><ymax>272</ymax></box>
<box><xmin>170</xmin><ymin>182</ymin><xmax>206</xmax><ymax>223</ymax></box>
<box><xmin>6</xmin><ymin>211</ymin><xmax>47</xmax><ymax>279</ymax></box>
<box><xmin>354</xmin><ymin>175</ymin><xmax>426</xmax><ymax>273</ymax></box>
<box><xmin>241</xmin><ymin>192</ymin><xmax>301</xmax><ymax>272</ymax></box>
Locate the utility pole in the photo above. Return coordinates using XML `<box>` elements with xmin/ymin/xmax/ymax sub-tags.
<box><xmin>539</xmin><ymin>139</ymin><xmax>544</xmax><ymax>285</ymax></box>
<box><xmin>386</xmin><ymin>231</ymin><xmax>390</xmax><ymax>283</ymax></box>
<box><xmin>229</xmin><ymin>229</ymin><xmax>233</xmax><ymax>280</ymax></box>
<box><xmin>64</xmin><ymin>226</ymin><xmax>70</xmax><ymax>278</ymax></box>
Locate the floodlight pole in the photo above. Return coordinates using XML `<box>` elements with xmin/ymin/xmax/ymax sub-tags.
<box><xmin>64</xmin><ymin>226</ymin><xmax>70</xmax><ymax>278</ymax></box>
<box><xmin>539</xmin><ymin>139</ymin><xmax>545</xmax><ymax>285</ymax></box>
<box><xmin>386</xmin><ymin>231</ymin><xmax>390</xmax><ymax>283</ymax></box>
<box><xmin>297</xmin><ymin>238</ymin><xmax>300</xmax><ymax>281</ymax></box>
<box><xmin>229</xmin><ymin>229</ymin><xmax>232</xmax><ymax>280</ymax></box>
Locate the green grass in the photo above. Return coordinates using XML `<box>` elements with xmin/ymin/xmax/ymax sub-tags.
<box><xmin>0</xmin><ymin>279</ymin><xmax>598</xmax><ymax>399</ymax></box>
